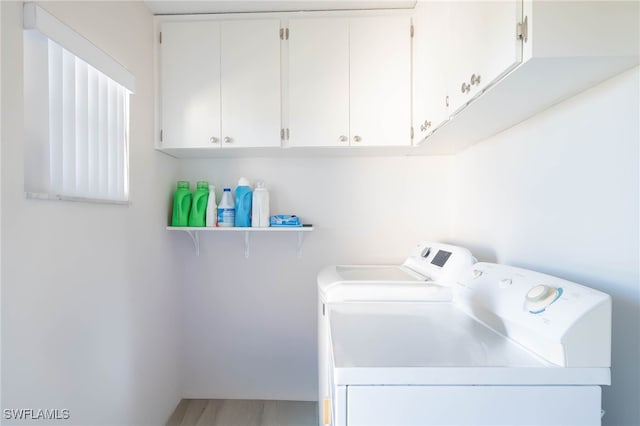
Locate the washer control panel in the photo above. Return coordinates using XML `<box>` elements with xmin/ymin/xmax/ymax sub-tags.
<box><xmin>456</xmin><ymin>262</ymin><xmax>612</xmax><ymax>366</ymax></box>
<box><xmin>459</xmin><ymin>263</ymin><xmax>607</xmax><ymax>317</ymax></box>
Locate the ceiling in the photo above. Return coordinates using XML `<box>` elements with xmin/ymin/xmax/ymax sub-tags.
<box><xmin>144</xmin><ymin>1</ymin><xmax>417</xmax><ymax>15</ymax></box>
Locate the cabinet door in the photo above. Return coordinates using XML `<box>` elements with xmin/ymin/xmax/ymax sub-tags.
<box><xmin>288</xmin><ymin>18</ymin><xmax>350</xmax><ymax>147</ymax></box>
<box><xmin>350</xmin><ymin>16</ymin><xmax>412</xmax><ymax>147</ymax></box>
<box><xmin>476</xmin><ymin>1</ymin><xmax>523</xmax><ymax>91</ymax></box>
<box><xmin>413</xmin><ymin>1</ymin><xmax>451</xmax><ymax>140</ymax></box>
<box><xmin>160</xmin><ymin>21</ymin><xmax>221</xmax><ymax>148</ymax></box>
<box><xmin>448</xmin><ymin>1</ymin><xmax>522</xmax><ymax>115</ymax></box>
<box><xmin>220</xmin><ymin>20</ymin><xmax>282</xmax><ymax>148</ymax></box>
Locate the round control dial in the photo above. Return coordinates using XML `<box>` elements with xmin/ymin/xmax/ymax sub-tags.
<box><xmin>524</xmin><ymin>285</ymin><xmax>563</xmax><ymax>314</ymax></box>
<box><xmin>526</xmin><ymin>285</ymin><xmax>553</xmax><ymax>302</ymax></box>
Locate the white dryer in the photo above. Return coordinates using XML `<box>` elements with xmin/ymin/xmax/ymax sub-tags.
<box><xmin>317</xmin><ymin>242</ymin><xmax>477</xmax><ymax>425</ymax></box>
<box><xmin>324</xmin><ymin>262</ymin><xmax>612</xmax><ymax>426</ymax></box>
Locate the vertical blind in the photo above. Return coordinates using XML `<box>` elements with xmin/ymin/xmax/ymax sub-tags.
<box><xmin>48</xmin><ymin>40</ymin><xmax>130</xmax><ymax>202</ymax></box>
<box><xmin>23</xmin><ymin>3</ymin><xmax>135</xmax><ymax>204</ymax></box>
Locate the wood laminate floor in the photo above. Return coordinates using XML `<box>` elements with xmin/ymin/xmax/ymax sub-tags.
<box><xmin>167</xmin><ymin>399</ymin><xmax>318</xmax><ymax>426</ymax></box>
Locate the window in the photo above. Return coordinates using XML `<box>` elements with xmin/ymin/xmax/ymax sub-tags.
<box><xmin>23</xmin><ymin>3</ymin><xmax>135</xmax><ymax>203</ymax></box>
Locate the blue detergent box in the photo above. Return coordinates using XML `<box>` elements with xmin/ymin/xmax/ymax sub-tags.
<box><xmin>269</xmin><ymin>215</ymin><xmax>302</xmax><ymax>227</ymax></box>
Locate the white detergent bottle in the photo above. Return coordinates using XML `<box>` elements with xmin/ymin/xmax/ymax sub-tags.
<box><xmin>251</xmin><ymin>180</ymin><xmax>270</xmax><ymax>228</ymax></box>
<box><xmin>217</xmin><ymin>188</ymin><xmax>235</xmax><ymax>227</ymax></box>
<box><xmin>205</xmin><ymin>184</ymin><xmax>217</xmax><ymax>227</ymax></box>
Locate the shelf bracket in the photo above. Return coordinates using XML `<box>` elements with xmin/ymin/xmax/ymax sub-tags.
<box><xmin>243</xmin><ymin>231</ymin><xmax>250</xmax><ymax>259</ymax></box>
<box><xmin>186</xmin><ymin>230</ymin><xmax>200</xmax><ymax>256</ymax></box>
<box><xmin>296</xmin><ymin>230</ymin><xmax>305</xmax><ymax>259</ymax></box>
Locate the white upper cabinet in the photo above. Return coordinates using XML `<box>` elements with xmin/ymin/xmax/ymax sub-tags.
<box><xmin>420</xmin><ymin>0</ymin><xmax>638</xmax><ymax>154</ymax></box>
<box><xmin>412</xmin><ymin>1</ymin><xmax>451</xmax><ymax>140</ymax></box>
<box><xmin>350</xmin><ymin>16</ymin><xmax>412</xmax><ymax>147</ymax></box>
<box><xmin>220</xmin><ymin>20</ymin><xmax>282</xmax><ymax>148</ymax></box>
<box><xmin>160</xmin><ymin>19</ymin><xmax>281</xmax><ymax>150</ymax></box>
<box><xmin>288</xmin><ymin>18</ymin><xmax>350</xmax><ymax>147</ymax></box>
<box><xmin>157</xmin><ymin>2</ymin><xmax>637</xmax><ymax>157</ymax></box>
<box><xmin>287</xmin><ymin>14</ymin><xmax>411</xmax><ymax>148</ymax></box>
<box><xmin>160</xmin><ymin>21</ymin><xmax>221</xmax><ymax>148</ymax></box>
<box><xmin>160</xmin><ymin>14</ymin><xmax>410</xmax><ymax>153</ymax></box>
<box><xmin>446</xmin><ymin>1</ymin><xmax>522</xmax><ymax>115</ymax></box>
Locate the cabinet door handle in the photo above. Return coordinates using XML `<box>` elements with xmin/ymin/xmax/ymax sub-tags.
<box><xmin>470</xmin><ymin>73</ymin><xmax>482</xmax><ymax>86</ymax></box>
<box><xmin>445</xmin><ymin>96</ymin><xmax>450</xmax><ymax>107</ymax></box>
<box><xmin>223</xmin><ymin>136</ymin><xmax>233</xmax><ymax>144</ymax></box>
<box><xmin>420</xmin><ymin>119</ymin><xmax>432</xmax><ymax>132</ymax></box>
<box><xmin>210</xmin><ymin>137</ymin><xmax>219</xmax><ymax>144</ymax></box>
<box><xmin>339</xmin><ymin>135</ymin><xmax>348</xmax><ymax>142</ymax></box>
<box><xmin>353</xmin><ymin>135</ymin><xmax>362</xmax><ymax>142</ymax></box>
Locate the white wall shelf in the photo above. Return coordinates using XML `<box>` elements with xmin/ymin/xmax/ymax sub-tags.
<box><xmin>166</xmin><ymin>226</ymin><xmax>314</xmax><ymax>258</ymax></box>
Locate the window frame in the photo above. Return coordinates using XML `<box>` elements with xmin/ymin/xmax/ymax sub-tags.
<box><xmin>23</xmin><ymin>3</ymin><xmax>135</xmax><ymax>204</ymax></box>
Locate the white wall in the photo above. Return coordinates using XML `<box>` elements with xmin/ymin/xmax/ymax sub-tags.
<box><xmin>175</xmin><ymin>156</ymin><xmax>452</xmax><ymax>399</ymax></box>
<box><xmin>451</xmin><ymin>67</ymin><xmax>640</xmax><ymax>426</ymax></box>
<box><xmin>1</xmin><ymin>2</ymin><xmax>181</xmax><ymax>425</ymax></box>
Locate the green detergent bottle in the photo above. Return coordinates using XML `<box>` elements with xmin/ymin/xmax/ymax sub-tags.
<box><xmin>171</xmin><ymin>181</ymin><xmax>192</xmax><ymax>227</ymax></box>
<box><xmin>188</xmin><ymin>181</ymin><xmax>209</xmax><ymax>227</ymax></box>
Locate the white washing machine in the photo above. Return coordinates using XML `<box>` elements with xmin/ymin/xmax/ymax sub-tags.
<box><xmin>323</xmin><ymin>262</ymin><xmax>612</xmax><ymax>426</ymax></box>
<box><xmin>317</xmin><ymin>242</ymin><xmax>477</xmax><ymax>425</ymax></box>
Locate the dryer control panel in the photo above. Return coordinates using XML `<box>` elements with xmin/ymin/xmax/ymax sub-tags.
<box><xmin>403</xmin><ymin>242</ymin><xmax>476</xmax><ymax>286</ymax></box>
<box><xmin>455</xmin><ymin>262</ymin><xmax>611</xmax><ymax>368</ymax></box>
